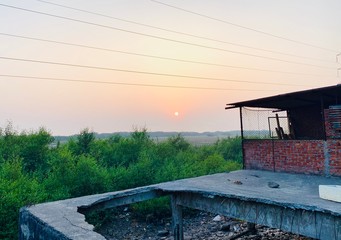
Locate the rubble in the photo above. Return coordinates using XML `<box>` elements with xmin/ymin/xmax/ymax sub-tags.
<box><xmin>97</xmin><ymin>209</ymin><xmax>313</xmax><ymax>240</ymax></box>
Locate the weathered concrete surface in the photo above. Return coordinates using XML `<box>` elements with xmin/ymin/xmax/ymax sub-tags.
<box><xmin>160</xmin><ymin>170</ymin><xmax>341</xmax><ymax>217</ymax></box>
<box><xmin>19</xmin><ymin>186</ymin><xmax>161</xmax><ymax>240</ymax></box>
<box><xmin>19</xmin><ymin>170</ymin><xmax>341</xmax><ymax>240</ymax></box>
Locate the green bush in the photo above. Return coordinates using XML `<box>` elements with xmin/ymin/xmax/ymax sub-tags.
<box><xmin>44</xmin><ymin>148</ymin><xmax>110</xmax><ymax>198</ymax></box>
<box><xmin>0</xmin><ymin>159</ymin><xmax>45</xmax><ymax>240</ymax></box>
<box><xmin>0</xmin><ymin>125</ymin><xmax>53</xmax><ymax>174</ymax></box>
<box><xmin>0</xmin><ymin>127</ymin><xmax>242</xmax><ymax>239</ymax></box>
<box><xmin>215</xmin><ymin>137</ymin><xmax>242</xmax><ymax>163</ymax></box>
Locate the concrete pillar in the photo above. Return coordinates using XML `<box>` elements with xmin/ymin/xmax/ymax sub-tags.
<box><xmin>171</xmin><ymin>195</ymin><xmax>183</xmax><ymax>240</ymax></box>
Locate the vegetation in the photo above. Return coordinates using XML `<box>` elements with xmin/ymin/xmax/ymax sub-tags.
<box><xmin>0</xmin><ymin>124</ymin><xmax>242</xmax><ymax>239</ymax></box>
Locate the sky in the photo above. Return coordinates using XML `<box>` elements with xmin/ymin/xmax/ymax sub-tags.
<box><xmin>0</xmin><ymin>0</ymin><xmax>340</xmax><ymax>135</ymax></box>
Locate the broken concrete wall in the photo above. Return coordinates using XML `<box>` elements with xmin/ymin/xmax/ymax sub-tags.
<box><xmin>19</xmin><ymin>207</ymin><xmax>69</xmax><ymax>240</ymax></box>
<box><xmin>18</xmin><ymin>186</ymin><xmax>161</xmax><ymax>240</ymax></box>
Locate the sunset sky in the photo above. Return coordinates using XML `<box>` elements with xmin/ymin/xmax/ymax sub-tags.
<box><xmin>0</xmin><ymin>0</ymin><xmax>340</xmax><ymax>135</ymax></box>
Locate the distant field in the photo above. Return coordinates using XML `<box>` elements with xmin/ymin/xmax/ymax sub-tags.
<box><xmin>153</xmin><ymin>135</ymin><xmax>228</xmax><ymax>145</ymax></box>
<box><xmin>54</xmin><ymin>131</ymin><xmax>240</xmax><ymax>145</ymax></box>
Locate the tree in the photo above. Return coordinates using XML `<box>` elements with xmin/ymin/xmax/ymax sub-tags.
<box><xmin>70</xmin><ymin>128</ymin><xmax>95</xmax><ymax>155</ymax></box>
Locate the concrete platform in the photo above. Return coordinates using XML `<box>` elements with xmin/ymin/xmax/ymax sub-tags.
<box><xmin>160</xmin><ymin>170</ymin><xmax>341</xmax><ymax>216</ymax></box>
<box><xmin>19</xmin><ymin>170</ymin><xmax>341</xmax><ymax>240</ymax></box>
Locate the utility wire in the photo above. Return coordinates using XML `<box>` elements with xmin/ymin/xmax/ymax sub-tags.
<box><xmin>0</xmin><ymin>56</ymin><xmax>311</xmax><ymax>87</ymax></box>
<box><xmin>151</xmin><ymin>0</ymin><xmax>338</xmax><ymax>53</ymax></box>
<box><xmin>0</xmin><ymin>3</ymin><xmax>334</xmax><ymax>70</ymax></box>
<box><xmin>0</xmin><ymin>32</ymin><xmax>333</xmax><ymax>78</ymax></box>
<box><xmin>36</xmin><ymin>0</ymin><xmax>332</xmax><ymax>63</ymax></box>
<box><xmin>0</xmin><ymin>74</ymin><xmax>285</xmax><ymax>91</ymax></box>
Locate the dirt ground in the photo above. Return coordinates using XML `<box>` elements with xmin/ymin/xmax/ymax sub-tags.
<box><xmin>95</xmin><ymin>207</ymin><xmax>314</xmax><ymax>240</ymax></box>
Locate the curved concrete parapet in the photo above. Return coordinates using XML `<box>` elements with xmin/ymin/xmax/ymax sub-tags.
<box><xmin>19</xmin><ymin>186</ymin><xmax>163</xmax><ymax>240</ymax></box>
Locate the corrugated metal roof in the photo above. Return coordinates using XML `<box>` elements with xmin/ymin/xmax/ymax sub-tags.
<box><xmin>226</xmin><ymin>85</ymin><xmax>341</xmax><ymax>110</ymax></box>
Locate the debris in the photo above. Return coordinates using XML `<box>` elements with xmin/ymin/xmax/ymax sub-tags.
<box><xmin>233</xmin><ymin>225</ymin><xmax>241</xmax><ymax>232</ymax></box>
<box><xmin>220</xmin><ymin>221</ymin><xmax>237</xmax><ymax>232</ymax></box>
<box><xmin>157</xmin><ymin>230</ymin><xmax>169</xmax><ymax>237</ymax></box>
<box><xmin>233</xmin><ymin>180</ymin><xmax>243</xmax><ymax>185</ymax></box>
<box><xmin>220</xmin><ymin>223</ymin><xmax>231</xmax><ymax>231</ymax></box>
<box><xmin>268</xmin><ymin>182</ymin><xmax>280</xmax><ymax>188</ymax></box>
<box><xmin>212</xmin><ymin>215</ymin><xmax>223</xmax><ymax>222</ymax></box>
<box><xmin>97</xmin><ymin>209</ymin><xmax>314</xmax><ymax>240</ymax></box>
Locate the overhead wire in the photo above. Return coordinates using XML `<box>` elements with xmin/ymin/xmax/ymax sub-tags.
<box><xmin>0</xmin><ymin>32</ymin><xmax>333</xmax><ymax>78</ymax></box>
<box><xmin>0</xmin><ymin>74</ymin><xmax>289</xmax><ymax>91</ymax></box>
<box><xmin>0</xmin><ymin>3</ymin><xmax>335</xmax><ymax>70</ymax></box>
<box><xmin>151</xmin><ymin>0</ymin><xmax>338</xmax><ymax>53</ymax></box>
<box><xmin>35</xmin><ymin>0</ymin><xmax>332</xmax><ymax>63</ymax></box>
<box><xmin>0</xmin><ymin>56</ymin><xmax>312</xmax><ymax>87</ymax></box>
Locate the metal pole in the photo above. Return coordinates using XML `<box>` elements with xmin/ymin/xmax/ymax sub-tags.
<box><xmin>239</xmin><ymin>107</ymin><xmax>244</xmax><ymax>140</ymax></box>
<box><xmin>239</xmin><ymin>107</ymin><xmax>245</xmax><ymax>169</ymax></box>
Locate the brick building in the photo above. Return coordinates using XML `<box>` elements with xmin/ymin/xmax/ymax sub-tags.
<box><xmin>226</xmin><ymin>85</ymin><xmax>341</xmax><ymax>176</ymax></box>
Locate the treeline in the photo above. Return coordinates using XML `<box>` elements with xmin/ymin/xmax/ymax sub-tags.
<box><xmin>0</xmin><ymin>125</ymin><xmax>242</xmax><ymax>239</ymax></box>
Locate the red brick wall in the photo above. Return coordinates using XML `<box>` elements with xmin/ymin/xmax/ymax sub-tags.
<box><xmin>243</xmin><ymin>140</ymin><xmax>326</xmax><ymax>175</ymax></box>
<box><xmin>244</xmin><ymin>140</ymin><xmax>274</xmax><ymax>171</ymax></box>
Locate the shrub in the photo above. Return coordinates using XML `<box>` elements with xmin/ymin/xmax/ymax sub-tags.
<box><xmin>0</xmin><ymin>159</ymin><xmax>45</xmax><ymax>240</ymax></box>
<box><xmin>44</xmin><ymin>148</ymin><xmax>110</xmax><ymax>198</ymax></box>
<box><xmin>215</xmin><ymin>137</ymin><xmax>243</xmax><ymax>163</ymax></box>
<box><xmin>0</xmin><ymin>125</ymin><xmax>54</xmax><ymax>174</ymax></box>
<box><xmin>0</xmin><ymin>126</ymin><xmax>243</xmax><ymax>239</ymax></box>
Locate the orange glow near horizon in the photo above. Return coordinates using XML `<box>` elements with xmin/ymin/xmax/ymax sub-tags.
<box><xmin>0</xmin><ymin>1</ymin><xmax>339</xmax><ymax>135</ymax></box>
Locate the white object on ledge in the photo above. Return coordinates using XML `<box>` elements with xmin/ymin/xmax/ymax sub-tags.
<box><xmin>319</xmin><ymin>185</ymin><xmax>341</xmax><ymax>203</ymax></box>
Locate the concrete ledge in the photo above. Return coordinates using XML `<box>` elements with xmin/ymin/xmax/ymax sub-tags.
<box><xmin>19</xmin><ymin>186</ymin><xmax>163</xmax><ymax>240</ymax></box>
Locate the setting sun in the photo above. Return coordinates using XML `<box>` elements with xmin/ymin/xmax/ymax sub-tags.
<box><xmin>174</xmin><ymin>111</ymin><xmax>179</xmax><ymax>117</ymax></box>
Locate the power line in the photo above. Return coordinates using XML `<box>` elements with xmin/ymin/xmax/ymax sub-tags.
<box><xmin>36</xmin><ymin>0</ymin><xmax>332</xmax><ymax>63</ymax></box>
<box><xmin>0</xmin><ymin>32</ymin><xmax>333</xmax><ymax>78</ymax></box>
<box><xmin>0</xmin><ymin>3</ymin><xmax>334</xmax><ymax>70</ymax></box>
<box><xmin>0</xmin><ymin>56</ymin><xmax>311</xmax><ymax>87</ymax></box>
<box><xmin>0</xmin><ymin>74</ymin><xmax>285</xmax><ymax>91</ymax></box>
<box><xmin>151</xmin><ymin>0</ymin><xmax>338</xmax><ymax>53</ymax></box>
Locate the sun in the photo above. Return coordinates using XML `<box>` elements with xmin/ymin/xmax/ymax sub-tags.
<box><xmin>174</xmin><ymin>111</ymin><xmax>179</xmax><ymax>117</ymax></box>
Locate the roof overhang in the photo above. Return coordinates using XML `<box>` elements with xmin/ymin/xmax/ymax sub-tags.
<box><xmin>226</xmin><ymin>85</ymin><xmax>341</xmax><ymax>110</ymax></box>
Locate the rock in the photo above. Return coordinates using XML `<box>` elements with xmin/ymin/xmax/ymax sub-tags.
<box><xmin>268</xmin><ymin>181</ymin><xmax>280</xmax><ymax>188</ymax></box>
<box><xmin>220</xmin><ymin>223</ymin><xmax>231</xmax><ymax>231</ymax></box>
<box><xmin>157</xmin><ymin>230</ymin><xmax>169</xmax><ymax>237</ymax></box>
<box><xmin>212</xmin><ymin>215</ymin><xmax>223</xmax><ymax>221</ymax></box>
<box><xmin>233</xmin><ymin>224</ymin><xmax>241</xmax><ymax>232</ymax></box>
<box><xmin>233</xmin><ymin>180</ymin><xmax>243</xmax><ymax>185</ymax></box>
